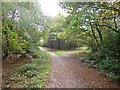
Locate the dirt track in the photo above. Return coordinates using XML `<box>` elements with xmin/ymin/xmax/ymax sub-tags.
<box><xmin>46</xmin><ymin>51</ymin><xmax>119</xmax><ymax>88</ymax></box>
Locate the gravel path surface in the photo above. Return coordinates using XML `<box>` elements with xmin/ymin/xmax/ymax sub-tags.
<box><xmin>46</xmin><ymin>52</ymin><xmax>119</xmax><ymax>88</ymax></box>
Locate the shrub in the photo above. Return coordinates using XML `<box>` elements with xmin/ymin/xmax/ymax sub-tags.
<box><xmin>17</xmin><ymin>49</ymin><xmax>51</xmax><ymax>88</ymax></box>
<box><xmin>86</xmin><ymin>33</ymin><xmax>120</xmax><ymax>80</ymax></box>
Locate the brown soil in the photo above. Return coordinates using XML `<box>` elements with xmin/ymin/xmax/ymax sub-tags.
<box><xmin>2</xmin><ymin>47</ymin><xmax>120</xmax><ymax>88</ymax></box>
<box><xmin>2</xmin><ymin>56</ymin><xmax>31</xmax><ymax>88</ymax></box>
<box><xmin>46</xmin><ymin>51</ymin><xmax>119</xmax><ymax>88</ymax></box>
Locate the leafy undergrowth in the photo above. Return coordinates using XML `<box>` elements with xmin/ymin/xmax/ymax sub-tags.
<box><xmin>3</xmin><ymin>48</ymin><xmax>51</xmax><ymax>88</ymax></box>
<box><xmin>85</xmin><ymin>34</ymin><xmax>120</xmax><ymax>80</ymax></box>
<box><xmin>16</xmin><ymin>50</ymin><xmax>50</xmax><ymax>88</ymax></box>
<box><xmin>85</xmin><ymin>52</ymin><xmax>120</xmax><ymax>80</ymax></box>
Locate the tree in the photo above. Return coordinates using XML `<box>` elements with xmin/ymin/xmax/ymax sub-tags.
<box><xmin>59</xmin><ymin>1</ymin><xmax>120</xmax><ymax>80</ymax></box>
<box><xmin>2</xmin><ymin>2</ymin><xmax>45</xmax><ymax>60</ymax></box>
<box><xmin>59</xmin><ymin>2</ymin><xmax>120</xmax><ymax>49</ymax></box>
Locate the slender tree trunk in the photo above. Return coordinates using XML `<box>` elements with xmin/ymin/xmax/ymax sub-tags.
<box><xmin>51</xmin><ymin>41</ymin><xmax>53</xmax><ymax>49</ymax></box>
<box><xmin>89</xmin><ymin>22</ymin><xmax>99</xmax><ymax>45</ymax></box>
<box><xmin>114</xmin><ymin>17</ymin><xmax>117</xmax><ymax>30</ymax></box>
<box><xmin>73</xmin><ymin>40</ymin><xmax>76</xmax><ymax>49</ymax></box>
<box><xmin>2</xmin><ymin>8</ymin><xmax>9</xmax><ymax>60</ymax></box>
<box><xmin>95</xmin><ymin>24</ymin><xmax>103</xmax><ymax>42</ymax></box>
<box><xmin>3</xmin><ymin>29</ymin><xmax>9</xmax><ymax>60</ymax></box>
<box><xmin>57</xmin><ymin>38</ymin><xmax>60</xmax><ymax>50</ymax></box>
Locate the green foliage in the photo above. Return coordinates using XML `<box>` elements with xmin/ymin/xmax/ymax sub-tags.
<box><xmin>86</xmin><ymin>33</ymin><xmax>120</xmax><ymax>80</ymax></box>
<box><xmin>59</xmin><ymin>2</ymin><xmax>120</xmax><ymax>80</ymax></box>
<box><xmin>2</xmin><ymin>2</ymin><xmax>51</xmax><ymax>87</ymax></box>
<box><xmin>18</xmin><ymin>50</ymin><xmax>50</xmax><ymax>88</ymax></box>
<box><xmin>19</xmin><ymin>64</ymin><xmax>38</xmax><ymax>73</ymax></box>
<box><xmin>43</xmin><ymin>15</ymin><xmax>79</xmax><ymax>50</ymax></box>
<box><xmin>2</xmin><ymin>2</ymin><xmax>47</xmax><ymax>59</ymax></box>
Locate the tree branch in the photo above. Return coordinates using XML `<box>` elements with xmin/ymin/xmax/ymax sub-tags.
<box><xmin>98</xmin><ymin>24</ymin><xmax>120</xmax><ymax>33</ymax></box>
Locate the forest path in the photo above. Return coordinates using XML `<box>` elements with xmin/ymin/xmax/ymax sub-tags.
<box><xmin>40</xmin><ymin>47</ymin><xmax>119</xmax><ymax>88</ymax></box>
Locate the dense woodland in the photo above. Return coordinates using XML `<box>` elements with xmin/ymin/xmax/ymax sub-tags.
<box><xmin>1</xmin><ymin>1</ymin><xmax>120</xmax><ymax>88</ymax></box>
<box><xmin>58</xmin><ymin>2</ymin><xmax>120</xmax><ymax>80</ymax></box>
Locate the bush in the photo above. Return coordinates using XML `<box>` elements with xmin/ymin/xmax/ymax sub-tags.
<box><xmin>17</xmin><ymin>49</ymin><xmax>51</xmax><ymax>88</ymax></box>
<box><xmin>86</xmin><ymin>33</ymin><xmax>120</xmax><ymax>80</ymax></box>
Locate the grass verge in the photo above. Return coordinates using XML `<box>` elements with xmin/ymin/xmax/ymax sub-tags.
<box><xmin>52</xmin><ymin>50</ymin><xmax>67</xmax><ymax>55</ymax></box>
<box><xmin>52</xmin><ymin>47</ymin><xmax>90</xmax><ymax>55</ymax></box>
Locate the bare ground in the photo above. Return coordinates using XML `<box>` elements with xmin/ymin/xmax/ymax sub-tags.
<box><xmin>46</xmin><ymin>51</ymin><xmax>119</xmax><ymax>88</ymax></box>
<box><xmin>2</xmin><ymin>56</ymin><xmax>31</xmax><ymax>88</ymax></box>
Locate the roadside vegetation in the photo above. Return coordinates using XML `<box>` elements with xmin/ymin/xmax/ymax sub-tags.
<box><xmin>2</xmin><ymin>47</ymin><xmax>51</xmax><ymax>88</ymax></box>
<box><xmin>16</xmin><ymin>49</ymin><xmax>50</xmax><ymax>88</ymax></box>
<box><xmin>85</xmin><ymin>33</ymin><xmax>120</xmax><ymax>80</ymax></box>
<box><xmin>58</xmin><ymin>2</ymin><xmax>120</xmax><ymax>80</ymax></box>
<box><xmin>2</xmin><ymin>1</ymin><xmax>120</xmax><ymax>88</ymax></box>
<box><xmin>2</xmin><ymin>2</ymin><xmax>51</xmax><ymax>88</ymax></box>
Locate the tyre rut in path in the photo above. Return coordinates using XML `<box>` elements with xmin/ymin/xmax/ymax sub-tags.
<box><xmin>46</xmin><ymin>52</ymin><xmax>119</xmax><ymax>88</ymax></box>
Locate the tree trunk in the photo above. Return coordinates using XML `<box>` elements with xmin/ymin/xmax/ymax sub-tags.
<box><xmin>90</xmin><ymin>22</ymin><xmax>99</xmax><ymax>45</ymax></box>
<box><xmin>57</xmin><ymin>38</ymin><xmax>61</xmax><ymax>50</ymax></box>
<box><xmin>95</xmin><ymin>24</ymin><xmax>103</xmax><ymax>42</ymax></box>
<box><xmin>2</xmin><ymin>8</ymin><xmax>9</xmax><ymax>60</ymax></box>
<box><xmin>3</xmin><ymin>30</ymin><xmax>9</xmax><ymax>60</ymax></box>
